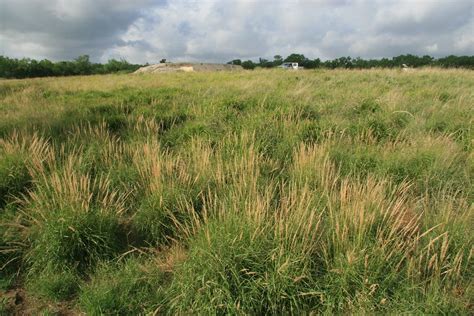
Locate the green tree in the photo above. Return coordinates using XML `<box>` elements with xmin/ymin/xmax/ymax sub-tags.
<box><xmin>228</xmin><ymin>59</ymin><xmax>242</xmax><ymax>66</ymax></box>
<box><xmin>284</xmin><ymin>54</ymin><xmax>307</xmax><ymax>64</ymax></box>
<box><xmin>273</xmin><ymin>55</ymin><xmax>283</xmax><ymax>66</ymax></box>
<box><xmin>258</xmin><ymin>58</ymin><xmax>273</xmax><ymax>68</ymax></box>
<box><xmin>74</xmin><ymin>55</ymin><xmax>92</xmax><ymax>75</ymax></box>
<box><xmin>241</xmin><ymin>60</ymin><xmax>256</xmax><ymax>70</ymax></box>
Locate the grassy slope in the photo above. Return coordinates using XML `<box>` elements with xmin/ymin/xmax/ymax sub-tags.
<box><xmin>0</xmin><ymin>69</ymin><xmax>473</xmax><ymax>314</ymax></box>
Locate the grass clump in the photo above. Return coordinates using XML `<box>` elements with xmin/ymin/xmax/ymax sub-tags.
<box><xmin>168</xmin><ymin>214</ymin><xmax>316</xmax><ymax>314</ymax></box>
<box><xmin>0</xmin><ymin>205</ymin><xmax>24</xmax><ymax>291</ymax></box>
<box><xmin>0</xmin><ymin>152</ymin><xmax>31</xmax><ymax>208</ymax></box>
<box><xmin>22</xmin><ymin>168</ymin><xmax>128</xmax><ymax>300</ymax></box>
<box><xmin>27</xmin><ymin>265</ymin><xmax>80</xmax><ymax>301</ymax></box>
<box><xmin>133</xmin><ymin>186</ymin><xmax>189</xmax><ymax>245</ymax></box>
<box><xmin>79</xmin><ymin>257</ymin><xmax>166</xmax><ymax>315</ymax></box>
<box><xmin>27</xmin><ymin>205</ymin><xmax>126</xmax><ymax>274</ymax></box>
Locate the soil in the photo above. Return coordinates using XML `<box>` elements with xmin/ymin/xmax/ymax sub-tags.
<box><xmin>134</xmin><ymin>62</ymin><xmax>243</xmax><ymax>74</ymax></box>
<box><xmin>1</xmin><ymin>289</ymin><xmax>79</xmax><ymax>315</ymax></box>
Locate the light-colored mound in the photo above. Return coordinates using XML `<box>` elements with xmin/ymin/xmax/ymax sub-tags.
<box><xmin>134</xmin><ymin>63</ymin><xmax>242</xmax><ymax>74</ymax></box>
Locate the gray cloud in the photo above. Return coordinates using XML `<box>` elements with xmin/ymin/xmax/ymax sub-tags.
<box><xmin>1</xmin><ymin>0</ymin><xmax>473</xmax><ymax>63</ymax></box>
<box><xmin>0</xmin><ymin>0</ymin><xmax>163</xmax><ymax>59</ymax></box>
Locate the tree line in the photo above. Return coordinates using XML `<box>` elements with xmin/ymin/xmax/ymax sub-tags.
<box><xmin>1</xmin><ymin>53</ymin><xmax>473</xmax><ymax>79</ymax></box>
<box><xmin>228</xmin><ymin>54</ymin><xmax>474</xmax><ymax>70</ymax></box>
<box><xmin>0</xmin><ymin>55</ymin><xmax>142</xmax><ymax>79</ymax></box>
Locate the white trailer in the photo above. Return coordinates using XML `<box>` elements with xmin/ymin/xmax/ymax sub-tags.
<box><xmin>279</xmin><ymin>62</ymin><xmax>299</xmax><ymax>70</ymax></box>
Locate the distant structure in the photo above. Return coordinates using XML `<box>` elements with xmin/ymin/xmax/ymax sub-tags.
<box><xmin>279</xmin><ymin>62</ymin><xmax>299</xmax><ymax>70</ymax></box>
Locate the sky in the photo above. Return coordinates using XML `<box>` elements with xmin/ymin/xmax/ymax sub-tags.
<box><xmin>0</xmin><ymin>0</ymin><xmax>473</xmax><ymax>63</ymax></box>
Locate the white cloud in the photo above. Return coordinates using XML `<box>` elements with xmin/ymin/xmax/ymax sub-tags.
<box><xmin>425</xmin><ymin>43</ymin><xmax>438</xmax><ymax>53</ymax></box>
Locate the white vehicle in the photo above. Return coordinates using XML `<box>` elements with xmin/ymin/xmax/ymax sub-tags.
<box><xmin>279</xmin><ymin>62</ymin><xmax>299</xmax><ymax>70</ymax></box>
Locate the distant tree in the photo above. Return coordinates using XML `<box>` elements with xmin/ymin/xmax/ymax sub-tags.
<box><xmin>284</xmin><ymin>54</ymin><xmax>307</xmax><ymax>65</ymax></box>
<box><xmin>302</xmin><ymin>58</ymin><xmax>321</xmax><ymax>69</ymax></box>
<box><xmin>74</xmin><ymin>55</ymin><xmax>93</xmax><ymax>75</ymax></box>
<box><xmin>160</xmin><ymin>58</ymin><xmax>167</xmax><ymax>64</ymax></box>
<box><xmin>241</xmin><ymin>60</ymin><xmax>256</xmax><ymax>70</ymax></box>
<box><xmin>37</xmin><ymin>59</ymin><xmax>54</xmax><ymax>76</ymax></box>
<box><xmin>2</xmin><ymin>53</ymin><xmax>474</xmax><ymax>79</ymax></box>
<box><xmin>436</xmin><ymin>55</ymin><xmax>474</xmax><ymax>68</ymax></box>
<box><xmin>228</xmin><ymin>59</ymin><xmax>242</xmax><ymax>66</ymax></box>
<box><xmin>102</xmin><ymin>59</ymin><xmax>140</xmax><ymax>73</ymax></box>
<box><xmin>273</xmin><ymin>55</ymin><xmax>283</xmax><ymax>66</ymax></box>
<box><xmin>391</xmin><ymin>54</ymin><xmax>435</xmax><ymax>68</ymax></box>
<box><xmin>337</xmin><ymin>56</ymin><xmax>353</xmax><ymax>68</ymax></box>
<box><xmin>258</xmin><ymin>58</ymin><xmax>273</xmax><ymax>68</ymax></box>
<box><xmin>353</xmin><ymin>57</ymin><xmax>368</xmax><ymax>69</ymax></box>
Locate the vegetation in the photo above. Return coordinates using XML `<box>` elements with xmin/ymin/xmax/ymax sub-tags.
<box><xmin>229</xmin><ymin>53</ymin><xmax>474</xmax><ymax>69</ymax></box>
<box><xmin>2</xmin><ymin>53</ymin><xmax>473</xmax><ymax>80</ymax></box>
<box><xmin>0</xmin><ymin>55</ymin><xmax>142</xmax><ymax>79</ymax></box>
<box><xmin>0</xmin><ymin>68</ymin><xmax>472</xmax><ymax>314</ymax></box>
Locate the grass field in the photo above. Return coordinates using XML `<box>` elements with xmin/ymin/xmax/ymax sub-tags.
<box><xmin>0</xmin><ymin>68</ymin><xmax>473</xmax><ymax>314</ymax></box>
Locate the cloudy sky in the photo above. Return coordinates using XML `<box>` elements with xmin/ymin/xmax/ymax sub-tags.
<box><xmin>0</xmin><ymin>0</ymin><xmax>473</xmax><ymax>63</ymax></box>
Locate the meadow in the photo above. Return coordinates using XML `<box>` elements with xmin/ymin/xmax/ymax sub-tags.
<box><xmin>0</xmin><ymin>68</ymin><xmax>472</xmax><ymax>314</ymax></box>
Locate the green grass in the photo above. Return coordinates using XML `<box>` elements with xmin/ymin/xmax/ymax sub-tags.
<box><xmin>78</xmin><ymin>257</ymin><xmax>166</xmax><ymax>314</ymax></box>
<box><xmin>0</xmin><ymin>151</ymin><xmax>31</xmax><ymax>208</ymax></box>
<box><xmin>0</xmin><ymin>68</ymin><xmax>472</xmax><ymax>314</ymax></box>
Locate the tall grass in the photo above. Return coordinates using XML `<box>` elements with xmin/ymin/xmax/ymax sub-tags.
<box><xmin>0</xmin><ymin>68</ymin><xmax>472</xmax><ymax>313</ymax></box>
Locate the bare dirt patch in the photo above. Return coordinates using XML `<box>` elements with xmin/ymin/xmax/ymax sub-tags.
<box><xmin>134</xmin><ymin>62</ymin><xmax>242</xmax><ymax>74</ymax></box>
<box><xmin>1</xmin><ymin>289</ymin><xmax>79</xmax><ymax>315</ymax></box>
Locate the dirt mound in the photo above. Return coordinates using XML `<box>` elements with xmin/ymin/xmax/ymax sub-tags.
<box><xmin>134</xmin><ymin>63</ymin><xmax>243</xmax><ymax>74</ymax></box>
